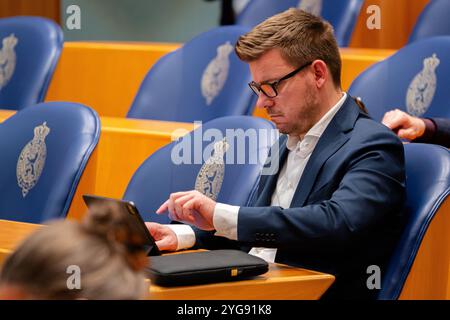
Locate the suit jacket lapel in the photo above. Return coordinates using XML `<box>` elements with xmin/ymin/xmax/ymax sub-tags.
<box><xmin>290</xmin><ymin>96</ymin><xmax>361</xmax><ymax>207</ymax></box>
<box><xmin>253</xmin><ymin>135</ymin><xmax>289</xmax><ymax>206</ymax></box>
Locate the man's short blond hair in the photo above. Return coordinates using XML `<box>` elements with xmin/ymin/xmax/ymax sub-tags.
<box><xmin>235</xmin><ymin>8</ymin><xmax>342</xmax><ymax>87</ymax></box>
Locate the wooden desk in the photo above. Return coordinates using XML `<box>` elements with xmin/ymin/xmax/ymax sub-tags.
<box><xmin>0</xmin><ymin>109</ymin><xmax>14</xmax><ymax>121</ymax></box>
<box><xmin>340</xmin><ymin>47</ymin><xmax>395</xmax><ymax>90</ymax></box>
<box><xmin>399</xmin><ymin>196</ymin><xmax>450</xmax><ymax>299</ymax></box>
<box><xmin>19</xmin><ymin>41</ymin><xmax>395</xmax><ymax>123</ymax></box>
<box><xmin>0</xmin><ymin>219</ymin><xmax>41</xmax><ymax>265</ymax></box>
<box><xmin>150</xmin><ymin>262</ymin><xmax>334</xmax><ymax>300</ymax></box>
<box><xmin>0</xmin><ymin>219</ymin><xmax>335</xmax><ymax>300</ymax></box>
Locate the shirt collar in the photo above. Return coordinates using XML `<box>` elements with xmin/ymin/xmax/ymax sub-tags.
<box><xmin>286</xmin><ymin>92</ymin><xmax>347</xmax><ymax>151</ymax></box>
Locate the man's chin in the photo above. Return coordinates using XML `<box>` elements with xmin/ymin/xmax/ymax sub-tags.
<box><xmin>274</xmin><ymin>125</ymin><xmax>290</xmax><ymax>135</ymax></box>
<box><xmin>269</xmin><ymin>117</ymin><xmax>291</xmax><ymax>134</ymax></box>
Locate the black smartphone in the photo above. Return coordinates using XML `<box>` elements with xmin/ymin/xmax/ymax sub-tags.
<box><xmin>82</xmin><ymin>194</ymin><xmax>161</xmax><ymax>256</ymax></box>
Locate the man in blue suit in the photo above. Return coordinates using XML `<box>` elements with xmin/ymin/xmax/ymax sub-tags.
<box><xmin>146</xmin><ymin>9</ymin><xmax>406</xmax><ymax>299</ymax></box>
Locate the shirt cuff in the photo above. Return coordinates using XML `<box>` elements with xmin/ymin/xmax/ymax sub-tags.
<box><xmin>166</xmin><ymin>224</ymin><xmax>196</xmax><ymax>251</ymax></box>
<box><xmin>213</xmin><ymin>203</ymin><xmax>240</xmax><ymax>240</ymax></box>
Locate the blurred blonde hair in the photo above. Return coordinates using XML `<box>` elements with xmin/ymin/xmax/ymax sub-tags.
<box><xmin>0</xmin><ymin>202</ymin><xmax>149</xmax><ymax>299</ymax></box>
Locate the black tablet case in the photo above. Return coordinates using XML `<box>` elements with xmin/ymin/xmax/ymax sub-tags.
<box><xmin>147</xmin><ymin>250</ymin><xmax>269</xmax><ymax>287</ymax></box>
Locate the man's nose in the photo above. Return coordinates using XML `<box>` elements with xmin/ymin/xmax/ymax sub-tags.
<box><xmin>255</xmin><ymin>94</ymin><xmax>274</xmax><ymax>109</ymax></box>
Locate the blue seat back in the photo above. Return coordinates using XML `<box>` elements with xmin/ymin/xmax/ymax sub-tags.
<box><xmin>379</xmin><ymin>143</ymin><xmax>450</xmax><ymax>300</ymax></box>
<box><xmin>0</xmin><ymin>102</ymin><xmax>100</xmax><ymax>223</ymax></box>
<box><xmin>409</xmin><ymin>0</ymin><xmax>450</xmax><ymax>43</ymax></box>
<box><xmin>349</xmin><ymin>36</ymin><xmax>450</xmax><ymax>122</ymax></box>
<box><xmin>235</xmin><ymin>0</ymin><xmax>364</xmax><ymax>46</ymax></box>
<box><xmin>127</xmin><ymin>26</ymin><xmax>256</xmax><ymax>122</ymax></box>
<box><xmin>0</xmin><ymin>17</ymin><xmax>63</xmax><ymax>110</ymax></box>
<box><xmin>124</xmin><ymin>116</ymin><xmax>276</xmax><ymax>224</ymax></box>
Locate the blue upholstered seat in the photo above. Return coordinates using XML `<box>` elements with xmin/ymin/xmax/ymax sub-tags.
<box><xmin>349</xmin><ymin>36</ymin><xmax>450</xmax><ymax>122</ymax></box>
<box><xmin>127</xmin><ymin>26</ymin><xmax>256</xmax><ymax>122</ymax></box>
<box><xmin>235</xmin><ymin>0</ymin><xmax>364</xmax><ymax>46</ymax></box>
<box><xmin>379</xmin><ymin>143</ymin><xmax>450</xmax><ymax>299</ymax></box>
<box><xmin>0</xmin><ymin>16</ymin><xmax>63</xmax><ymax>110</ymax></box>
<box><xmin>409</xmin><ymin>0</ymin><xmax>450</xmax><ymax>43</ymax></box>
<box><xmin>123</xmin><ymin>116</ymin><xmax>276</xmax><ymax>224</ymax></box>
<box><xmin>0</xmin><ymin>102</ymin><xmax>100</xmax><ymax>223</ymax></box>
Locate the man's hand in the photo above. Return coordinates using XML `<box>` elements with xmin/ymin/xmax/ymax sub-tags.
<box><xmin>156</xmin><ymin>190</ymin><xmax>216</xmax><ymax>231</ymax></box>
<box><xmin>382</xmin><ymin>109</ymin><xmax>426</xmax><ymax>140</ymax></box>
<box><xmin>145</xmin><ymin>222</ymin><xmax>178</xmax><ymax>252</ymax></box>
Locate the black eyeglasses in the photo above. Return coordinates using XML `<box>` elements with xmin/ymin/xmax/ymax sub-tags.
<box><xmin>248</xmin><ymin>61</ymin><xmax>313</xmax><ymax>98</ymax></box>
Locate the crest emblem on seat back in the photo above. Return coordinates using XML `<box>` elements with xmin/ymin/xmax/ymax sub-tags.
<box><xmin>17</xmin><ymin>122</ymin><xmax>51</xmax><ymax>197</ymax></box>
<box><xmin>0</xmin><ymin>34</ymin><xmax>18</xmax><ymax>91</ymax></box>
<box><xmin>298</xmin><ymin>0</ymin><xmax>323</xmax><ymax>16</ymax></box>
<box><xmin>201</xmin><ymin>41</ymin><xmax>233</xmax><ymax>106</ymax></box>
<box><xmin>195</xmin><ymin>138</ymin><xmax>230</xmax><ymax>200</ymax></box>
<box><xmin>406</xmin><ymin>53</ymin><xmax>440</xmax><ymax>117</ymax></box>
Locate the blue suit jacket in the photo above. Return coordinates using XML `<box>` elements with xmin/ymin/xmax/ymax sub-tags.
<box><xmin>195</xmin><ymin>96</ymin><xmax>406</xmax><ymax>299</ymax></box>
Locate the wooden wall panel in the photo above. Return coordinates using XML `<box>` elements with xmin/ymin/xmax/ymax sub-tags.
<box><xmin>0</xmin><ymin>0</ymin><xmax>432</xmax><ymax>50</ymax></box>
<box><xmin>0</xmin><ymin>0</ymin><xmax>60</xmax><ymax>24</ymax></box>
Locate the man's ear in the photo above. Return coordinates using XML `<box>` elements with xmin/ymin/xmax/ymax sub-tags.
<box><xmin>311</xmin><ymin>60</ymin><xmax>328</xmax><ymax>88</ymax></box>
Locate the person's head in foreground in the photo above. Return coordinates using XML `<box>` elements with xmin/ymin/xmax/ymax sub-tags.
<box><xmin>0</xmin><ymin>203</ymin><xmax>149</xmax><ymax>300</ymax></box>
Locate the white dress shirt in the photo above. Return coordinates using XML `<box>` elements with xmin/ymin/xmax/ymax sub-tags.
<box><xmin>169</xmin><ymin>93</ymin><xmax>348</xmax><ymax>257</ymax></box>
